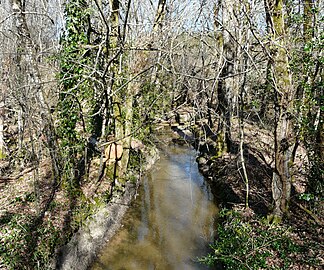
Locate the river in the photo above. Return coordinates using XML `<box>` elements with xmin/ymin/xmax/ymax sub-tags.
<box><xmin>91</xmin><ymin>143</ymin><xmax>218</xmax><ymax>270</ymax></box>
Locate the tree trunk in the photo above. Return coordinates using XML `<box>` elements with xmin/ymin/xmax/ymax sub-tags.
<box><xmin>302</xmin><ymin>0</ymin><xmax>323</xmax><ymax>193</ymax></box>
<box><xmin>213</xmin><ymin>0</ymin><xmax>240</xmax><ymax>154</ymax></box>
<box><xmin>108</xmin><ymin>0</ymin><xmax>126</xmax><ymax>180</ymax></box>
<box><xmin>303</xmin><ymin>0</ymin><xmax>314</xmax><ymax>41</ymax></box>
<box><xmin>12</xmin><ymin>0</ymin><xmax>46</xmax><ymax>111</ymax></box>
<box><xmin>153</xmin><ymin>0</ymin><xmax>167</xmax><ymax>33</ymax></box>
<box><xmin>108</xmin><ymin>0</ymin><xmax>168</xmax><ymax>178</ymax></box>
<box><xmin>150</xmin><ymin>0</ymin><xmax>167</xmax><ymax>110</ymax></box>
<box><xmin>264</xmin><ymin>0</ymin><xmax>295</xmax><ymax>219</ymax></box>
<box><xmin>0</xmin><ymin>95</ymin><xmax>4</xmax><ymax>159</ymax></box>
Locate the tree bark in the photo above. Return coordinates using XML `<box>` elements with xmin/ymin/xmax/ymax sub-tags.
<box><xmin>107</xmin><ymin>0</ymin><xmax>121</xmax><ymax>136</ymax></box>
<box><xmin>302</xmin><ymin>0</ymin><xmax>324</xmax><ymax>192</ymax></box>
<box><xmin>213</xmin><ymin>0</ymin><xmax>239</xmax><ymax>154</ymax></box>
<box><xmin>0</xmin><ymin>93</ymin><xmax>4</xmax><ymax>159</ymax></box>
<box><xmin>303</xmin><ymin>0</ymin><xmax>314</xmax><ymax>41</ymax></box>
<box><xmin>264</xmin><ymin>0</ymin><xmax>295</xmax><ymax>219</ymax></box>
<box><xmin>153</xmin><ymin>0</ymin><xmax>167</xmax><ymax>33</ymax></box>
<box><xmin>108</xmin><ymin>0</ymin><xmax>169</xmax><ymax>178</ymax></box>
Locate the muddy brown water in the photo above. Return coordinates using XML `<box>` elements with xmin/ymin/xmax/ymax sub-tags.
<box><xmin>91</xmin><ymin>144</ymin><xmax>218</xmax><ymax>270</ymax></box>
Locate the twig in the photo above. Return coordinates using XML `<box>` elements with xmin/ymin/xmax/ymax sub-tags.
<box><xmin>293</xmin><ymin>201</ymin><xmax>322</xmax><ymax>226</ymax></box>
<box><xmin>0</xmin><ymin>166</ymin><xmax>36</xmax><ymax>182</ymax></box>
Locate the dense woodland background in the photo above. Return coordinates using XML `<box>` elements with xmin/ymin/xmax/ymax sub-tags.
<box><xmin>0</xmin><ymin>0</ymin><xmax>323</xmax><ymax>269</ymax></box>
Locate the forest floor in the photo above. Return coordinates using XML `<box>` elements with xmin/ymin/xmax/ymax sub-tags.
<box><xmin>192</xmin><ymin>118</ymin><xmax>324</xmax><ymax>269</ymax></box>
<box><xmin>0</xmin><ymin>155</ymin><xmax>112</xmax><ymax>269</ymax></box>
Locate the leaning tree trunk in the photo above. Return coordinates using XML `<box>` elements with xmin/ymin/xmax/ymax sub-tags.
<box><xmin>264</xmin><ymin>0</ymin><xmax>295</xmax><ymax>220</ymax></box>
<box><xmin>153</xmin><ymin>0</ymin><xmax>167</xmax><ymax>33</ymax></box>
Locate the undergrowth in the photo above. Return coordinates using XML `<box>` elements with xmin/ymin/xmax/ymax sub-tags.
<box><xmin>0</xmin><ymin>191</ymin><xmax>105</xmax><ymax>270</ymax></box>
<box><xmin>0</xmin><ymin>212</ymin><xmax>60</xmax><ymax>269</ymax></box>
<box><xmin>199</xmin><ymin>209</ymin><xmax>320</xmax><ymax>270</ymax></box>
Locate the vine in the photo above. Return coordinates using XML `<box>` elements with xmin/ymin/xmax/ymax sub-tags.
<box><xmin>58</xmin><ymin>0</ymin><xmax>99</xmax><ymax>186</ymax></box>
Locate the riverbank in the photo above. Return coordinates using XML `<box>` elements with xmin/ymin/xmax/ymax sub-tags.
<box><xmin>192</xmin><ymin>119</ymin><xmax>323</xmax><ymax>269</ymax></box>
<box><xmin>54</xmin><ymin>182</ymin><xmax>137</xmax><ymax>270</ymax></box>
<box><xmin>0</xmin><ymin>140</ymin><xmax>159</xmax><ymax>270</ymax></box>
<box><xmin>54</xmin><ymin>144</ymin><xmax>160</xmax><ymax>270</ymax></box>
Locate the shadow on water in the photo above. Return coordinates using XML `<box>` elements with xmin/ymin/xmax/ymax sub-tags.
<box><xmin>91</xmin><ymin>144</ymin><xmax>219</xmax><ymax>270</ymax></box>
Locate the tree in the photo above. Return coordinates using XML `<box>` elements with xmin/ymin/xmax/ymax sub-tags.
<box><xmin>107</xmin><ymin>0</ymin><xmax>169</xmax><ymax>180</ymax></box>
<box><xmin>0</xmin><ymin>61</ymin><xmax>7</xmax><ymax>159</ymax></box>
<box><xmin>213</xmin><ymin>0</ymin><xmax>238</xmax><ymax>154</ymax></box>
<box><xmin>10</xmin><ymin>0</ymin><xmax>58</xmax><ymax>209</ymax></box>
<box><xmin>264</xmin><ymin>0</ymin><xmax>295</xmax><ymax>220</ymax></box>
<box><xmin>58</xmin><ymin>0</ymin><xmax>94</xmax><ymax>187</ymax></box>
<box><xmin>299</xmin><ymin>0</ymin><xmax>323</xmax><ymax>195</ymax></box>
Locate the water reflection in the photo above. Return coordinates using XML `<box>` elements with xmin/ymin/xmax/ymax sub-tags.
<box><xmin>92</xmin><ymin>145</ymin><xmax>218</xmax><ymax>270</ymax></box>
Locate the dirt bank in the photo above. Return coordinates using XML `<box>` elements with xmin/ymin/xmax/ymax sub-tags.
<box><xmin>53</xmin><ymin>146</ymin><xmax>159</xmax><ymax>270</ymax></box>
<box><xmin>54</xmin><ymin>182</ymin><xmax>136</xmax><ymax>270</ymax></box>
